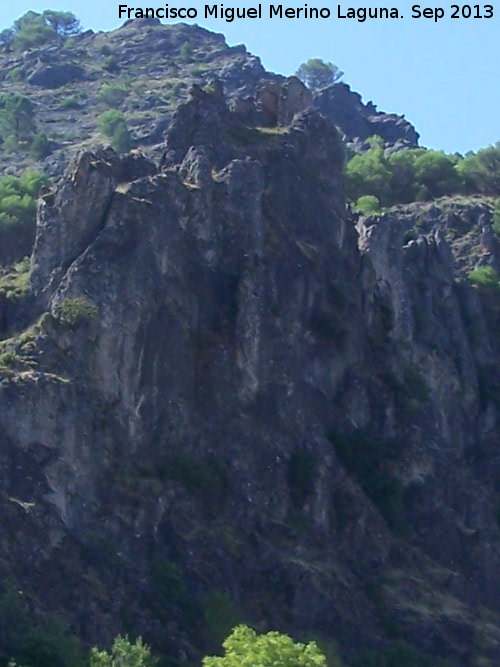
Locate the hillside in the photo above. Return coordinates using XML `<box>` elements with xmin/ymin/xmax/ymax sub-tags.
<box><xmin>0</xmin><ymin>12</ymin><xmax>500</xmax><ymax>667</ymax></box>
<box><xmin>0</xmin><ymin>18</ymin><xmax>418</xmax><ymax>175</ymax></box>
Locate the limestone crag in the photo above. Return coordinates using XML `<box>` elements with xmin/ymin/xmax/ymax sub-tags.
<box><xmin>315</xmin><ymin>82</ymin><xmax>420</xmax><ymax>150</ymax></box>
<box><xmin>0</xmin><ymin>87</ymin><xmax>498</xmax><ymax>666</ymax></box>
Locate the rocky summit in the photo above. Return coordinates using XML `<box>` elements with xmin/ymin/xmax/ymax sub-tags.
<box><xmin>0</xmin><ymin>14</ymin><xmax>499</xmax><ymax>667</ymax></box>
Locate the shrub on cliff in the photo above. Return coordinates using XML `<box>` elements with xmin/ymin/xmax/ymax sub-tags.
<box><xmin>98</xmin><ymin>110</ymin><xmax>131</xmax><ymax>153</ymax></box>
<box><xmin>98</xmin><ymin>83</ymin><xmax>129</xmax><ymax>109</ymax></box>
<box><xmin>55</xmin><ymin>297</ymin><xmax>98</xmax><ymax>327</ymax></box>
<box><xmin>353</xmin><ymin>195</ymin><xmax>381</xmax><ymax>215</ymax></box>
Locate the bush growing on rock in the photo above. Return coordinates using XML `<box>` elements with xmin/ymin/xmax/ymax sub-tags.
<box><xmin>98</xmin><ymin>110</ymin><xmax>131</xmax><ymax>152</ymax></box>
<box><xmin>467</xmin><ymin>265</ymin><xmax>500</xmax><ymax>293</ymax></box>
<box><xmin>352</xmin><ymin>194</ymin><xmax>381</xmax><ymax>215</ymax></box>
<box><xmin>56</xmin><ymin>297</ymin><xmax>98</xmax><ymax>326</ymax></box>
<box><xmin>98</xmin><ymin>83</ymin><xmax>129</xmax><ymax>108</ymax></box>
<box><xmin>98</xmin><ymin>109</ymin><xmax>126</xmax><ymax>137</ymax></box>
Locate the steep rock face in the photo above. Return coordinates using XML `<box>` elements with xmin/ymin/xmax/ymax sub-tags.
<box><xmin>315</xmin><ymin>82</ymin><xmax>419</xmax><ymax>149</ymax></box>
<box><xmin>0</xmin><ymin>89</ymin><xmax>499</xmax><ymax>666</ymax></box>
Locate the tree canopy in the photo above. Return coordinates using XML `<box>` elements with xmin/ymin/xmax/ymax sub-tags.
<box><xmin>296</xmin><ymin>58</ymin><xmax>344</xmax><ymax>90</ymax></box>
<box><xmin>344</xmin><ymin>137</ymin><xmax>500</xmax><ymax>209</ymax></box>
<box><xmin>0</xmin><ymin>95</ymin><xmax>35</xmax><ymax>143</ymax></box>
<box><xmin>1</xmin><ymin>10</ymin><xmax>81</xmax><ymax>51</ymax></box>
<box><xmin>90</xmin><ymin>635</ymin><xmax>157</xmax><ymax>667</ymax></box>
<box><xmin>202</xmin><ymin>625</ymin><xmax>327</xmax><ymax>667</ymax></box>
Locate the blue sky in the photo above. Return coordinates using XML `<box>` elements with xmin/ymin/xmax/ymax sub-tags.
<box><xmin>2</xmin><ymin>1</ymin><xmax>498</xmax><ymax>154</ymax></box>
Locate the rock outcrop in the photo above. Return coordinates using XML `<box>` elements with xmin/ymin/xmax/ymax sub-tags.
<box><xmin>0</xmin><ymin>85</ymin><xmax>498</xmax><ymax>667</ymax></box>
<box><xmin>315</xmin><ymin>82</ymin><xmax>419</xmax><ymax>149</ymax></box>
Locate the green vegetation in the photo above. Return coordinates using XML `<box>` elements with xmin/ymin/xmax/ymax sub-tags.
<box><xmin>55</xmin><ymin>296</ymin><xmax>98</xmax><ymax>326</ymax></box>
<box><xmin>60</xmin><ymin>95</ymin><xmax>82</xmax><ymax>110</ymax></box>
<box><xmin>179</xmin><ymin>41</ymin><xmax>193</xmax><ymax>62</ymax></box>
<box><xmin>165</xmin><ymin>451</ymin><xmax>230</xmax><ymax>514</ymax></box>
<box><xmin>345</xmin><ymin>137</ymin><xmax>500</xmax><ymax>211</ymax></box>
<box><xmin>0</xmin><ymin>94</ymin><xmax>35</xmax><ymax>145</ymax></box>
<box><xmin>0</xmin><ymin>10</ymin><xmax>80</xmax><ymax>51</ymax></box>
<box><xmin>0</xmin><ymin>587</ymin><xmax>86</xmax><ymax>666</ymax></box>
<box><xmin>203</xmin><ymin>625</ymin><xmax>327</xmax><ymax>667</ymax></box>
<box><xmin>296</xmin><ymin>58</ymin><xmax>343</xmax><ymax>90</ymax></box>
<box><xmin>150</xmin><ymin>557</ymin><xmax>187</xmax><ymax>607</ymax></box>
<box><xmin>103</xmin><ymin>55</ymin><xmax>119</xmax><ymax>73</ymax></box>
<box><xmin>111</xmin><ymin>122</ymin><xmax>132</xmax><ymax>153</ymax></box>
<box><xmin>98</xmin><ymin>110</ymin><xmax>131</xmax><ymax>153</ymax></box>
<box><xmin>0</xmin><ymin>171</ymin><xmax>49</xmax><ymax>231</ymax></box>
<box><xmin>352</xmin><ymin>194</ymin><xmax>381</xmax><ymax>215</ymax></box>
<box><xmin>98</xmin><ymin>84</ymin><xmax>129</xmax><ymax>108</ymax></box>
<box><xmin>0</xmin><ymin>257</ymin><xmax>31</xmax><ymax>301</ymax></box>
<box><xmin>30</xmin><ymin>133</ymin><xmax>52</xmax><ymax>160</ymax></box>
<box><xmin>345</xmin><ymin>138</ymin><xmax>500</xmax><ymax>208</ymax></box>
<box><xmin>202</xmin><ymin>592</ymin><xmax>241</xmax><ymax>646</ymax></box>
<box><xmin>467</xmin><ymin>265</ymin><xmax>500</xmax><ymax>293</ymax></box>
<box><xmin>328</xmin><ymin>430</ymin><xmax>405</xmax><ymax>532</ymax></box>
<box><xmin>90</xmin><ymin>635</ymin><xmax>157</xmax><ymax>666</ymax></box>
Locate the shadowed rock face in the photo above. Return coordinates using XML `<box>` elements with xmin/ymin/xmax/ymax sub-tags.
<box><xmin>315</xmin><ymin>82</ymin><xmax>420</xmax><ymax>149</ymax></box>
<box><xmin>0</xmin><ymin>88</ymin><xmax>499</xmax><ymax>666</ymax></box>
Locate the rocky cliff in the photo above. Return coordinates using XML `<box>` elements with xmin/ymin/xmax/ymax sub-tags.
<box><xmin>0</xmin><ymin>76</ymin><xmax>498</xmax><ymax>667</ymax></box>
<box><xmin>0</xmin><ymin>19</ymin><xmax>417</xmax><ymax>180</ymax></box>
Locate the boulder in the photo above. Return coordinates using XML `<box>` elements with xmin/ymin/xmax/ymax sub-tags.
<box><xmin>27</xmin><ymin>63</ymin><xmax>86</xmax><ymax>88</ymax></box>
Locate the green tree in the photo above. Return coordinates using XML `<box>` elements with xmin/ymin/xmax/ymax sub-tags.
<box><xmin>296</xmin><ymin>58</ymin><xmax>343</xmax><ymax>90</ymax></box>
<box><xmin>0</xmin><ymin>95</ymin><xmax>35</xmax><ymax>143</ymax></box>
<box><xmin>180</xmin><ymin>40</ymin><xmax>193</xmax><ymax>61</ymax></box>
<box><xmin>345</xmin><ymin>142</ymin><xmax>392</xmax><ymax>205</ymax></box>
<box><xmin>12</xmin><ymin>12</ymin><xmax>56</xmax><ymax>50</ymax></box>
<box><xmin>90</xmin><ymin>636</ymin><xmax>157</xmax><ymax>667</ymax></box>
<box><xmin>42</xmin><ymin>10</ymin><xmax>81</xmax><ymax>36</ymax></box>
<box><xmin>30</xmin><ymin>133</ymin><xmax>51</xmax><ymax>159</ymax></box>
<box><xmin>353</xmin><ymin>194</ymin><xmax>381</xmax><ymax>215</ymax></box>
<box><xmin>111</xmin><ymin>123</ymin><xmax>131</xmax><ymax>153</ymax></box>
<box><xmin>387</xmin><ymin>149</ymin><xmax>422</xmax><ymax>203</ymax></box>
<box><xmin>98</xmin><ymin>110</ymin><xmax>131</xmax><ymax>152</ymax></box>
<box><xmin>98</xmin><ymin>110</ymin><xmax>126</xmax><ymax>138</ymax></box>
<box><xmin>0</xmin><ymin>170</ymin><xmax>49</xmax><ymax>227</ymax></box>
<box><xmin>413</xmin><ymin>150</ymin><xmax>460</xmax><ymax>199</ymax></box>
<box><xmin>202</xmin><ymin>625</ymin><xmax>327</xmax><ymax>667</ymax></box>
<box><xmin>3</xmin><ymin>10</ymin><xmax>81</xmax><ymax>51</ymax></box>
<box><xmin>456</xmin><ymin>143</ymin><xmax>500</xmax><ymax>195</ymax></box>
